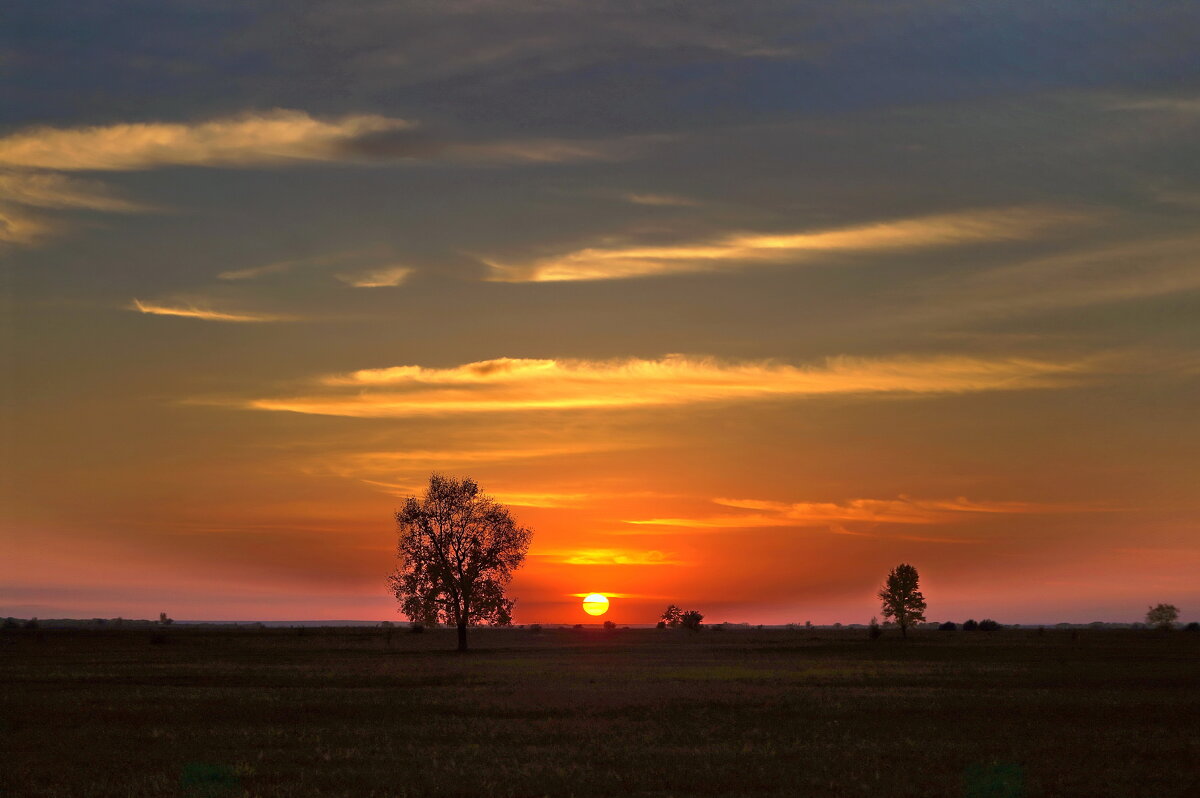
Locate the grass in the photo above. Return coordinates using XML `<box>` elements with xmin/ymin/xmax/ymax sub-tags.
<box><xmin>2</xmin><ymin>626</ymin><xmax>1197</xmax><ymax>797</ymax></box>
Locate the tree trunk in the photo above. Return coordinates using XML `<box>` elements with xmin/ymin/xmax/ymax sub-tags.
<box><xmin>456</xmin><ymin>622</ymin><xmax>468</xmax><ymax>651</ymax></box>
<box><xmin>900</xmin><ymin>622</ymin><xmax>908</xmax><ymax>639</ymax></box>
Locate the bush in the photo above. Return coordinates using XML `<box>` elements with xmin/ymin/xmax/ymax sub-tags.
<box><xmin>1184</xmin><ymin>622</ymin><xmax>1199</xmax><ymax>632</ymax></box>
<box><xmin>963</xmin><ymin>619</ymin><xmax>979</xmax><ymax>631</ymax></box>
<box><xmin>680</xmin><ymin>610</ymin><xmax>704</xmax><ymax>630</ymax></box>
<box><xmin>23</xmin><ymin>618</ymin><xmax>39</xmax><ymax>630</ymax></box>
<box><xmin>2</xmin><ymin>618</ymin><xmax>18</xmax><ymax>630</ymax></box>
<box><xmin>939</xmin><ymin>621</ymin><xmax>957</xmax><ymax>631</ymax></box>
<box><xmin>978</xmin><ymin>619</ymin><xmax>1001</xmax><ymax>632</ymax></box>
<box><xmin>573</xmin><ymin>623</ymin><xmax>583</xmax><ymax>630</ymax></box>
<box><xmin>528</xmin><ymin>623</ymin><xmax>543</xmax><ymax>634</ymax></box>
<box><xmin>602</xmin><ymin>620</ymin><xmax>616</xmax><ymax>630</ymax></box>
<box><xmin>868</xmin><ymin>616</ymin><xmax>882</xmax><ymax>640</ymax></box>
<box><xmin>655</xmin><ymin>621</ymin><xmax>666</xmax><ymax>629</ymax></box>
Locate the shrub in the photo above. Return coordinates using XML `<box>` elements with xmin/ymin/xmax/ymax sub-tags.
<box><xmin>23</xmin><ymin>618</ymin><xmax>39</xmax><ymax>630</ymax></box>
<box><xmin>159</xmin><ymin>612</ymin><xmax>173</xmax><ymax>626</ymax></box>
<box><xmin>602</xmin><ymin>620</ymin><xmax>616</xmax><ymax>630</ymax></box>
<box><xmin>655</xmin><ymin>621</ymin><xmax>666</xmax><ymax>629</ymax></box>
<box><xmin>939</xmin><ymin>621</ymin><xmax>957</xmax><ymax>631</ymax></box>
<box><xmin>679</xmin><ymin>610</ymin><xmax>704</xmax><ymax>630</ymax></box>
<box><xmin>1184</xmin><ymin>622</ymin><xmax>1199</xmax><ymax>632</ymax></box>
<box><xmin>529</xmin><ymin>623</ymin><xmax>543</xmax><ymax>634</ymax></box>
<box><xmin>978</xmin><ymin>619</ymin><xmax>1001</xmax><ymax>632</ymax></box>
<box><xmin>1146</xmin><ymin>603</ymin><xmax>1180</xmax><ymax>631</ymax></box>
<box><xmin>963</xmin><ymin>619</ymin><xmax>979</xmax><ymax>631</ymax></box>
<box><xmin>868</xmin><ymin>616</ymin><xmax>882</xmax><ymax>640</ymax></box>
<box><xmin>573</xmin><ymin>623</ymin><xmax>584</xmax><ymax>630</ymax></box>
<box><xmin>2</xmin><ymin>618</ymin><xmax>18</xmax><ymax>630</ymax></box>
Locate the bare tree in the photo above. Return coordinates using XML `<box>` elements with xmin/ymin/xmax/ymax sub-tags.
<box><xmin>388</xmin><ymin>474</ymin><xmax>532</xmax><ymax>651</ymax></box>
<box><xmin>878</xmin><ymin>563</ymin><xmax>927</xmax><ymax>639</ymax></box>
<box><xmin>1146</xmin><ymin>603</ymin><xmax>1179</xmax><ymax>631</ymax></box>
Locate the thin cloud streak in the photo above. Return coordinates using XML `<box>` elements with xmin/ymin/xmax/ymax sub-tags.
<box><xmin>244</xmin><ymin>353</ymin><xmax>1102</xmax><ymax>418</ymax></box>
<box><xmin>336</xmin><ymin>265</ymin><xmax>414</xmax><ymax>288</ymax></box>
<box><xmin>627</xmin><ymin>496</ymin><xmax>1109</xmax><ymax>530</ymax></box>
<box><xmin>0</xmin><ymin>110</ymin><xmax>413</xmax><ymax>171</ymax></box>
<box><xmin>535</xmin><ymin>549</ymin><xmax>685</xmax><ymax>566</ymax></box>
<box><xmin>486</xmin><ymin>207</ymin><xmax>1092</xmax><ymax>282</ymax></box>
<box><xmin>130</xmin><ymin>298</ymin><xmax>290</xmax><ymax>323</ymax></box>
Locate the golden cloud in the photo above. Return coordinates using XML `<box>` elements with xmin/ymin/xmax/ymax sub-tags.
<box><xmin>245</xmin><ymin>353</ymin><xmax>1099</xmax><ymax>418</ymax></box>
<box><xmin>336</xmin><ymin>265</ymin><xmax>414</xmax><ymax>288</ymax></box>
<box><xmin>130</xmin><ymin>298</ymin><xmax>290</xmax><ymax>323</ymax></box>
<box><xmin>0</xmin><ymin>110</ymin><xmax>412</xmax><ymax>171</ymax></box>
<box><xmin>485</xmin><ymin>206</ymin><xmax>1091</xmax><ymax>282</ymax></box>
<box><xmin>626</xmin><ymin>495</ymin><xmax>1107</xmax><ymax>530</ymax></box>
<box><xmin>536</xmin><ymin>549</ymin><xmax>685</xmax><ymax>566</ymax></box>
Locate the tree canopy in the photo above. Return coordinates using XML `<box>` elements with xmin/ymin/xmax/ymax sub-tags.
<box><xmin>1146</xmin><ymin>603</ymin><xmax>1179</xmax><ymax>631</ymax></box>
<box><xmin>388</xmin><ymin>474</ymin><xmax>532</xmax><ymax>651</ymax></box>
<box><xmin>878</xmin><ymin>563</ymin><xmax>927</xmax><ymax>638</ymax></box>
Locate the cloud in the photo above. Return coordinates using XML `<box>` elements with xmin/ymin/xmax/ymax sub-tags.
<box><xmin>626</xmin><ymin>496</ymin><xmax>1104</xmax><ymax>530</ymax></box>
<box><xmin>336</xmin><ymin>265</ymin><xmax>413</xmax><ymax>288</ymax></box>
<box><xmin>0</xmin><ymin>206</ymin><xmax>50</xmax><ymax>245</ymax></box>
<box><xmin>624</xmin><ymin>192</ymin><xmax>701</xmax><ymax>207</ymax></box>
<box><xmin>0</xmin><ymin>171</ymin><xmax>148</xmax><ymax>212</ymax></box>
<box><xmin>536</xmin><ymin>548</ymin><xmax>685</xmax><ymax>566</ymax></box>
<box><xmin>243</xmin><ymin>352</ymin><xmax>1101</xmax><ymax>418</ymax></box>
<box><xmin>0</xmin><ymin>110</ymin><xmax>413</xmax><ymax>171</ymax></box>
<box><xmin>130</xmin><ymin>298</ymin><xmax>290</xmax><ymax>323</ymax></box>
<box><xmin>485</xmin><ymin>206</ymin><xmax>1092</xmax><ymax>282</ymax></box>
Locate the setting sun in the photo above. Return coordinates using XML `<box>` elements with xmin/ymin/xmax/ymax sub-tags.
<box><xmin>581</xmin><ymin>593</ymin><xmax>609</xmax><ymax>616</ymax></box>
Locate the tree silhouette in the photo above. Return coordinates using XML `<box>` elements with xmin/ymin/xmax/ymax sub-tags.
<box><xmin>878</xmin><ymin>563</ymin><xmax>927</xmax><ymax>639</ymax></box>
<box><xmin>1146</xmin><ymin>603</ymin><xmax>1179</xmax><ymax>631</ymax></box>
<box><xmin>388</xmin><ymin>474</ymin><xmax>532</xmax><ymax>651</ymax></box>
<box><xmin>680</xmin><ymin>610</ymin><xmax>704</xmax><ymax>630</ymax></box>
<box><xmin>660</xmin><ymin>604</ymin><xmax>683</xmax><ymax>627</ymax></box>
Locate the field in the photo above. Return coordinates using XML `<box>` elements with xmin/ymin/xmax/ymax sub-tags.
<box><xmin>3</xmin><ymin>626</ymin><xmax>1197</xmax><ymax>797</ymax></box>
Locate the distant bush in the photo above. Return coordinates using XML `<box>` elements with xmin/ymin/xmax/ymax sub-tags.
<box><xmin>868</xmin><ymin>616</ymin><xmax>882</xmax><ymax>640</ymax></box>
<box><xmin>1184</xmin><ymin>622</ymin><xmax>1199</xmax><ymax>632</ymax></box>
<box><xmin>573</xmin><ymin>623</ymin><xmax>584</xmax><ymax>630</ymax></box>
<box><xmin>529</xmin><ymin>624</ymin><xmax>543</xmax><ymax>634</ymax></box>
<box><xmin>680</xmin><ymin>610</ymin><xmax>704</xmax><ymax>630</ymax></box>
<box><xmin>963</xmin><ymin>619</ymin><xmax>979</xmax><ymax>631</ymax></box>
<box><xmin>23</xmin><ymin>618</ymin><xmax>39</xmax><ymax>630</ymax></box>
<box><xmin>655</xmin><ymin>621</ymin><xmax>666</xmax><ymax>629</ymax></box>
<box><xmin>409</xmin><ymin>622</ymin><xmax>426</xmax><ymax>634</ymax></box>
<box><xmin>978</xmin><ymin>619</ymin><xmax>1001</xmax><ymax>632</ymax></box>
<box><xmin>1146</xmin><ymin>603</ymin><xmax>1179</xmax><ymax>631</ymax></box>
<box><xmin>602</xmin><ymin>620</ymin><xmax>616</xmax><ymax>630</ymax></box>
<box><xmin>939</xmin><ymin>621</ymin><xmax>957</xmax><ymax>631</ymax></box>
<box><xmin>2</xmin><ymin>617</ymin><xmax>18</xmax><ymax>630</ymax></box>
<box><xmin>832</xmin><ymin>622</ymin><xmax>842</xmax><ymax>629</ymax></box>
<box><xmin>159</xmin><ymin>612</ymin><xmax>173</xmax><ymax>626</ymax></box>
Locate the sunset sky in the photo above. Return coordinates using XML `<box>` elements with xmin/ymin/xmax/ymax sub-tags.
<box><xmin>3</xmin><ymin>2</ymin><xmax>1198</xmax><ymax>625</ymax></box>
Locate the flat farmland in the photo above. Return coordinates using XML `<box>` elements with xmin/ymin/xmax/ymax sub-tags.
<box><xmin>2</xmin><ymin>627</ymin><xmax>1197</xmax><ymax>797</ymax></box>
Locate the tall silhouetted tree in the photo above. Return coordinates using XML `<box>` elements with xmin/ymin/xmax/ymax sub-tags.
<box><xmin>388</xmin><ymin>474</ymin><xmax>532</xmax><ymax>651</ymax></box>
<box><xmin>660</xmin><ymin>604</ymin><xmax>683</xmax><ymax>627</ymax></box>
<box><xmin>878</xmin><ymin>563</ymin><xmax>927</xmax><ymax>639</ymax></box>
<box><xmin>1146</xmin><ymin>603</ymin><xmax>1179</xmax><ymax>631</ymax></box>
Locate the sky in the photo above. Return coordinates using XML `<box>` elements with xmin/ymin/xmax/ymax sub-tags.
<box><xmin>2</xmin><ymin>1</ymin><xmax>1198</xmax><ymax>625</ymax></box>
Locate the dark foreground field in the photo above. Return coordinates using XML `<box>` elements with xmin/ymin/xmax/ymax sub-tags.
<box><xmin>3</xmin><ymin>627</ymin><xmax>1197</xmax><ymax>798</ymax></box>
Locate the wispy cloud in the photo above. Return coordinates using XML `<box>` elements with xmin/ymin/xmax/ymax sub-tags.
<box><xmin>0</xmin><ymin>206</ymin><xmax>50</xmax><ymax>245</ymax></box>
<box><xmin>626</xmin><ymin>496</ymin><xmax>1104</xmax><ymax>530</ymax></box>
<box><xmin>535</xmin><ymin>548</ymin><xmax>685</xmax><ymax>566</ymax></box>
<box><xmin>243</xmin><ymin>352</ymin><xmax>1102</xmax><ymax>418</ymax></box>
<box><xmin>485</xmin><ymin>206</ymin><xmax>1091</xmax><ymax>282</ymax></box>
<box><xmin>130</xmin><ymin>298</ymin><xmax>290</xmax><ymax>323</ymax></box>
<box><xmin>624</xmin><ymin>192</ymin><xmax>701</xmax><ymax>207</ymax></box>
<box><xmin>0</xmin><ymin>110</ymin><xmax>413</xmax><ymax>171</ymax></box>
<box><xmin>0</xmin><ymin>171</ymin><xmax>148</xmax><ymax>211</ymax></box>
<box><xmin>336</xmin><ymin>265</ymin><xmax>413</xmax><ymax>288</ymax></box>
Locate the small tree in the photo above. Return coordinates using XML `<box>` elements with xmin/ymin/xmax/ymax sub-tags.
<box><xmin>602</xmin><ymin>620</ymin><xmax>616</xmax><ymax>630</ymax></box>
<box><xmin>159</xmin><ymin>612</ymin><xmax>173</xmax><ymax>626</ymax></box>
<box><xmin>939</xmin><ymin>621</ymin><xmax>957</xmax><ymax>631</ymax></box>
<box><xmin>868</xmin><ymin>616</ymin><xmax>882</xmax><ymax>639</ymax></box>
<box><xmin>978</xmin><ymin>619</ymin><xmax>1001</xmax><ymax>632</ymax></box>
<box><xmin>963</xmin><ymin>619</ymin><xmax>978</xmax><ymax>631</ymax></box>
<box><xmin>680</xmin><ymin>610</ymin><xmax>704</xmax><ymax>630</ymax></box>
<box><xmin>878</xmin><ymin>563</ymin><xmax>927</xmax><ymax>639</ymax></box>
<box><xmin>1146</xmin><ymin>603</ymin><xmax>1179</xmax><ymax>631</ymax></box>
<box><xmin>660</xmin><ymin>604</ymin><xmax>683</xmax><ymax>627</ymax></box>
<box><xmin>388</xmin><ymin>474</ymin><xmax>532</xmax><ymax>652</ymax></box>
